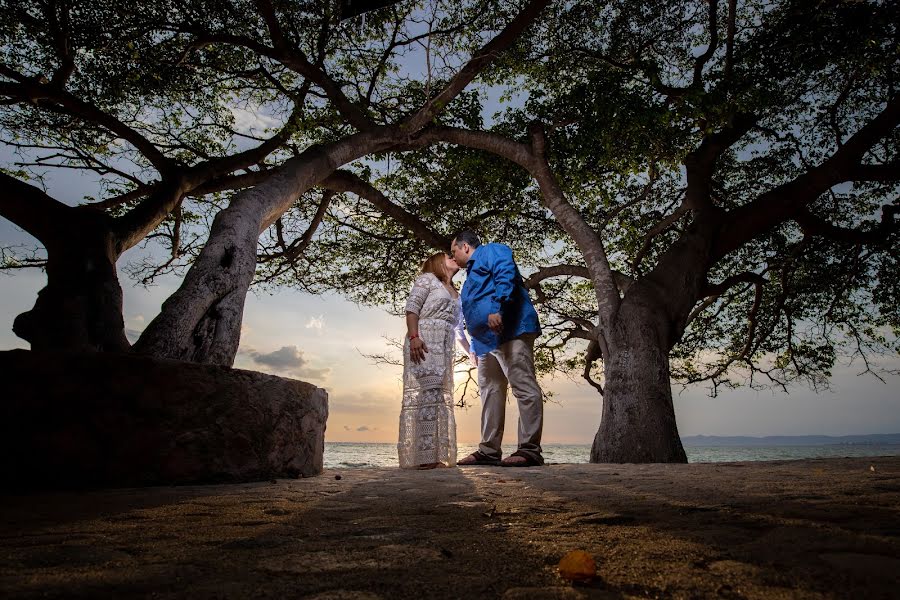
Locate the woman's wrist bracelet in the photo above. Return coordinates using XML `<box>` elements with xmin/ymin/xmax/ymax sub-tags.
<box><xmin>409</xmin><ymin>332</ymin><xmax>419</xmax><ymax>340</ymax></box>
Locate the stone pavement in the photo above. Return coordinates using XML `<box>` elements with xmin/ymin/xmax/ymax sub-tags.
<box><xmin>2</xmin><ymin>457</ymin><xmax>900</xmax><ymax>599</ymax></box>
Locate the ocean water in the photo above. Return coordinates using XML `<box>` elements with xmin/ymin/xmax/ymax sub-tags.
<box><xmin>324</xmin><ymin>442</ymin><xmax>900</xmax><ymax>469</ymax></box>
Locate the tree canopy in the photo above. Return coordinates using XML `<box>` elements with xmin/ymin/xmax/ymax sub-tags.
<box><xmin>297</xmin><ymin>0</ymin><xmax>899</xmax><ymax>397</ymax></box>
<box><xmin>2</xmin><ymin>0</ymin><xmax>898</xmax><ymax>462</ymax></box>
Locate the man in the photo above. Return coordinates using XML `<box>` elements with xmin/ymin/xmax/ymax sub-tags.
<box><xmin>450</xmin><ymin>230</ymin><xmax>545</xmax><ymax>467</ymax></box>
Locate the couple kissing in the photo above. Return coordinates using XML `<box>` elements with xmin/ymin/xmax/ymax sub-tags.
<box><xmin>398</xmin><ymin>230</ymin><xmax>545</xmax><ymax>470</ymax></box>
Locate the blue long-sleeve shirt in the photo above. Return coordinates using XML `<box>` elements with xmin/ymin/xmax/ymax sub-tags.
<box><xmin>461</xmin><ymin>243</ymin><xmax>541</xmax><ymax>355</ymax></box>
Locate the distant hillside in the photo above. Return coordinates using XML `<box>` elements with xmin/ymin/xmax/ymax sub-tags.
<box><xmin>682</xmin><ymin>434</ymin><xmax>900</xmax><ymax>447</ymax></box>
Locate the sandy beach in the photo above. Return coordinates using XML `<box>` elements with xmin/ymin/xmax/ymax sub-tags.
<box><xmin>2</xmin><ymin>456</ymin><xmax>899</xmax><ymax>599</ymax></box>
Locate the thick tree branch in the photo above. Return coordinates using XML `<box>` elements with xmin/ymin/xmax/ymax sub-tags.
<box><xmin>46</xmin><ymin>0</ymin><xmax>76</xmax><ymax>88</ymax></box>
<box><xmin>684</xmin><ymin>112</ymin><xmax>757</xmax><ymax>210</ymax></box>
<box><xmin>402</xmin><ymin>0</ymin><xmax>551</xmax><ymax>132</ymax></box>
<box><xmin>0</xmin><ymin>79</ymin><xmax>175</xmax><ymax>174</ymax></box>
<box><xmin>702</xmin><ymin>271</ymin><xmax>767</xmax><ymax>298</ymax></box>
<box><xmin>321</xmin><ymin>170</ymin><xmax>450</xmax><ymax>250</ymax></box>
<box><xmin>723</xmin><ymin>0</ymin><xmax>737</xmax><ymax>84</ymax></box>
<box><xmin>254</xmin><ymin>0</ymin><xmax>288</xmax><ymax>47</ymax></box>
<box><xmin>0</xmin><ymin>172</ymin><xmax>74</xmax><ymax>242</ymax></box>
<box><xmin>692</xmin><ymin>0</ymin><xmax>719</xmax><ymax>88</ymax></box>
<box><xmin>715</xmin><ymin>95</ymin><xmax>900</xmax><ymax>260</ymax></box>
<box><xmin>113</xmin><ymin>177</ymin><xmax>190</xmax><ymax>251</ymax></box>
<box><xmin>795</xmin><ymin>204</ymin><xmax>899</xmax><ymax>246</ymax></box>
<box><xmin>850</xmin><ymin>162</ymin><xmax>900</xmax><ymax>182</ymax></box>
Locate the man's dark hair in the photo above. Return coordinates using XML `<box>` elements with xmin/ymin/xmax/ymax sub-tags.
<box><xmin>452</xmin><ymin>229</ymin><xmax>481</xmax><ymax>248</ymax></box>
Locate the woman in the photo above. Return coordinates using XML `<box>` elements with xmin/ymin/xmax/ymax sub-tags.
<box><xmin>398</xmin><ymin>252</ymin><xmax>473</xmax><ymax>469</ymax></box>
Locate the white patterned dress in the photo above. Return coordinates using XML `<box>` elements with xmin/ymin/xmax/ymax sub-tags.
<box><xmin>398</xmin><ymin>273</ymin><xmax>465</xmax><ymax>468</ymax></box>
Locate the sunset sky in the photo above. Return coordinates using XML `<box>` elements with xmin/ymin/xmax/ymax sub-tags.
<box><xmin>2</xmin><ymin>172</ymin><xmax>899</xmax><ymax>445</ymax></box>
<box><xmin>2</xmin><ymin>9</ymin><xmax>898</xmax><ymax>445</ymax></box>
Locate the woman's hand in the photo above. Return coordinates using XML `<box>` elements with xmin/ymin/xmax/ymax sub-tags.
<box><xmin>410</xmin><ymin>336</ymin><xmax>429</xmax><ymax>363</ymax></box>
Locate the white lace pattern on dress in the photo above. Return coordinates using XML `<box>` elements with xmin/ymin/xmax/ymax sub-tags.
<box><xmin>398</xmin><ymin>273</ymin><xmax>459</xmax><ymax>468</ymax></box>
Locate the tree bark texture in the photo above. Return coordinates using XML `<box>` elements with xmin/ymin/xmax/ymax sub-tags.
<box><xmin>13</xmin><ymin>208</ymin><xmax>130</xmax><ymax>354</ymax></box>
<box><xmin>134</xmin><ymin>131</ymin><xmax>394</xmax><ymax>365</ymax></box>
<box><xmin>590</xmin><ymin>285</ymin><xmax>688</xmax><ymax>463</ymax></box>
<box><xmin>589</xmin><ymin>219</ymin><xmax>719</xmax><ymax>463</ymax></box>
<box><xmin>1</xmin><ymin>172</ymin><xmax>193</xmax><ymax>354</ymax></box>
<box><xmin>0</xmin><ymin>173</ymin><xmax>132</xmax><ymax>353</ymax></box>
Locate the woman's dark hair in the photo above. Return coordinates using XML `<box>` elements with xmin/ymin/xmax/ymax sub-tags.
<box><xmin>452</xmin><ymin>229</ymin><xmax>481</xmax><ymax>249</ymax></box>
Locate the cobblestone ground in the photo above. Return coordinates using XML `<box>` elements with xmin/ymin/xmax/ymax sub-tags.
<box><xmin>2</xmin><ymin>457</ymin><xmax>899</xmax><ymax>599</ymax></box>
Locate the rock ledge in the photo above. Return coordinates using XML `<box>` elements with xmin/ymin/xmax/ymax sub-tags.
<box><xmin>0</xmin><ymin>349</ymin><xmax>327</xmax><ymax>488</ymax></box>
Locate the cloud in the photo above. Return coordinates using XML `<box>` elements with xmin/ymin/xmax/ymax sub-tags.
<box><xmin>124</xmin><ymin>314</ymin><xmax>146</xmax><ymax>343</ymax></box>
<box><xmin>329</xmin><ymin>390</ymin><xmax>399</xmax><ymax>415</ymax></box>
<box><xmin>305</xmin><ymin>315</ymin><xmax>325</xmax><ymax>331</ymax></box>
<box><xmin>246</xmin><ymin>345</ymin><xmax>331</xmax><ymax>381</ymax></box>
<box><xmin>251</xmin><ymin>345</ymin><xmax>307</xmax><ymax>370</ymax></box>
<box><xmin>229</xmin><ymin>105</ymin><xmax>281</xmax><ymax>136</ymax></box>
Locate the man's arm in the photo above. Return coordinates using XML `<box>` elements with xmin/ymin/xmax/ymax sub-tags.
<box><xmin>488</xmin><ymin>244</ymin><xmax>517</xmax><ymax>333</ymax></box>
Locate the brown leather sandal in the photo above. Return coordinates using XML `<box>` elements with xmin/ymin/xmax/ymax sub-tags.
<box><xmin>500</xmin><ymin>450</ymin><xmax>544</xmax><ymax>467</ymax></box>
<box><xmin>457</xmin><ymin>451</ymin><xmax>501</xmax><ymax>466</ymax></box>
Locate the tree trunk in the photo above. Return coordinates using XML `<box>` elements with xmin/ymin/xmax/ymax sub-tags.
<box><xmin>590</xmin><ymin>288</ymin><xmax>688</xmax><ymax>463</ymax></box>
<box><xmin>131</xmin><ymin>200</ymin><xmax>259</xmax><ymax>364</ymax></box>
<box><xmin>13</xmin><ymin>208</ymin><xmax>130</xmax><ymax>353</ymax></box>
<box><xmin>134</xmin><ymin>131</ymin><xmax>394</xmax><ymax>365</ymax></box>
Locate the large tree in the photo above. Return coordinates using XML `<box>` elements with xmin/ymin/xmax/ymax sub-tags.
<box><xmin>0</xmin><ymin>1</ymin><xmax>309</xmax><ymax>352</ymax></box>
<box><xmin>291</xmin><ymin>0</ymin><xmax>899</xmax><ymax>463</ymax></box>
<box><xmin>1</xmin><ymin>0</ymin><xmax>550</xmax><ymax>363</ymax></box>
<box><xmin>130</xmin><ymin>0</ymin><xmax>549</xmax><ymax>364</ymax></box>
<box><xmin>432</xmin><ymin>0</ymin><xmax>899</xmax><ymax>462</ymax></box>
<box><xmin>5</xmin><ymin>1</ymin><xmax>896</xmax><ymax>466</ymax></box>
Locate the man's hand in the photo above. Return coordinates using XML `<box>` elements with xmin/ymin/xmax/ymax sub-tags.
<box><xmin>488</xmin><ymin>312</ymin><xmax>503</xmax><ymax>334</ymax></box>
<box><xmin>410</xmin><ymin>337</ymin><xmax>428</xmax><ymax>363</ymax></box>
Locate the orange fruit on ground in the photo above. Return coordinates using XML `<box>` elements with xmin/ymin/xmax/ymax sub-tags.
<box><xmin>557</xmin><ymin>550</ymin><xmax>596</xmax><ymax>582</ymax></box>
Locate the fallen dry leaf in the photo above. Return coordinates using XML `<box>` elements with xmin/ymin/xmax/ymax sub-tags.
<box><xmin>558</xmin><ymin>549</ymin><xmax>596</xmax><ymax>582</ymax></box>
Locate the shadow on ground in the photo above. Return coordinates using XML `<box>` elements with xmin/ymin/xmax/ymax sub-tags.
<box><xmin>1</xmin><ymin>468</ymin><xmax>555</xmax><ymax>599</ymax></box>
<box><xmin>2</xmin><ymin>457</ymin><xmax>900</xmax><ymax>599</ymax></box>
